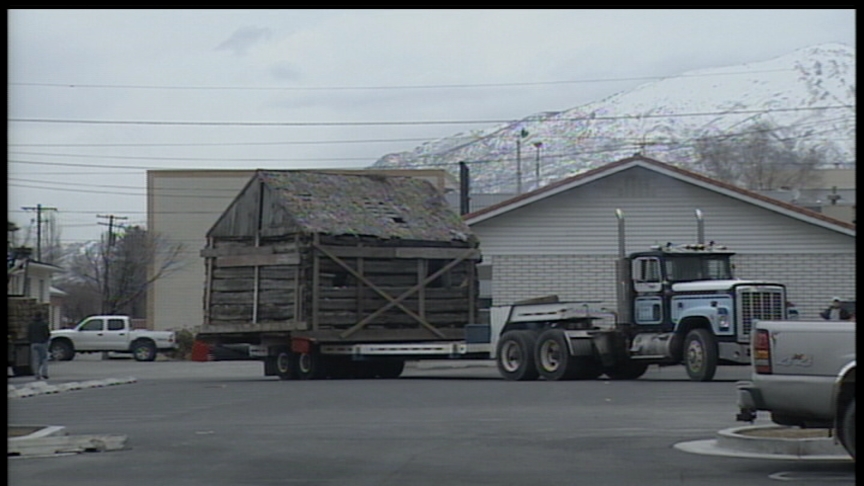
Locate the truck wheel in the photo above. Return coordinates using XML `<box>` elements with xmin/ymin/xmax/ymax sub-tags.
<box><xmin>132</xmin><ymin>340</ymin><xmax>157</xmax><ymax>362</ymax></box>
<box><xmin>294</xmin><ymin>350</ymin><xmax>327</xmax><ymax>380</ymax></box>
<box><xmin>604</xmin><ymin>360</ymin><xmax>649</xmax><ymax>380</ymax></box>
<box><xmin>496</xmin><ymin>330</ymin><xmax>539</xmax><ymax>381</ymax></box>
<box><xmin>375</xmin><ymin>359</ymin><xmax>405</xmax><ymax>379</ymax></box>
<box><xmin>276</xmin><ymin>350</ymin><xmax>294</xmax><ymax>380</ymax></box>
<box><xmin>840</xmin><ymin>398</ymin><xmax>855</xmax><ymax>459</ymax></box>
<box><xmin>535</xmin><ymin>330</ymin><xmax>602</xmax><ymax>381</ymax></box>
<box><xmin>683</xmin><ymin>328</ymin><xmax>717</xmax><ymax>382</ymax></box>
<box><xmin>49</xmin><ymin>340</ymin><xmax>75</xmax><ymax>361</ymax></box>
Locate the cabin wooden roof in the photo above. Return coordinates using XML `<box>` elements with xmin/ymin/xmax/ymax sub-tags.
<box><xmin>211</xmin><ymin>170</ymin><xmax>476</xmax><ymax>243</ymax></box>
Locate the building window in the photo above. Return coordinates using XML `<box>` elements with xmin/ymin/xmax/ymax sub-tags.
<box><xmin>39</xmin><ymin>279</ymin><xmax>46</xmax><ymax>303</ymax></box>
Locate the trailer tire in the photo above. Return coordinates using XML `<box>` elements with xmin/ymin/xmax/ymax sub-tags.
<box><xmin>535</xmin><ymin>330</ymin><xmax>602</xmax><ymax>381</ymax></box>
<box><xmin>375</xmin><ymin>359</ymin><xmax>405</xmax><ymax>379</ymax></box>
<box><xmin>604</xmin><ymin>360</ymin><xmax>649</xmax><ymax>380</ymax></box>
<box><xmin>275</xmin><ymin>350</ymin><xmax>294</xmax><ymax>380</ymax></box>
<box><xmin>49</xmin><ymin>340</ymin><xmax>75</xmax><ymax>362</ymax></box>
<box><xmin>683</xmin><ymin>328</ymin><xmax>718</xmax><ymax>382</ymax></box>
<box><xmin>839</xmin><ymin>398</ymin><xmax>855</xmax><ymax>460</ymax></box>
<box><xmin>294</xmin><ymin>350</ymin><xmax>327</xmax><ymax>380</ymax></box>
<box><xmin>496</xmin><ymin>330</ymin><xmax>539</xmax><ymax>381</ymax></box>
<box><xmin>132</xmin><ymin>340</ymin><xmax>157</xmax><ymax>362</ymax></box>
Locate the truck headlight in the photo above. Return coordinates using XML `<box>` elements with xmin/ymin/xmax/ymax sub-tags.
<box><xmin>717</xmin><ymin>308</ymin><xmax>730</xmax><ymax>329</ymax></box>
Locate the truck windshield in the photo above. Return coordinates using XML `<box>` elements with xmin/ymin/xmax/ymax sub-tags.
<box><xmin>664</xmin><ymin>256</ymin><xmax>733</xmax><ymax>282</ymax></box>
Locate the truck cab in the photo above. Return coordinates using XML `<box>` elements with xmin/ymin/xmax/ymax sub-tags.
<box><xmin>624</xmin><ymin>242</ymin><xmax>788</xmax><ymax>380</ymax></box>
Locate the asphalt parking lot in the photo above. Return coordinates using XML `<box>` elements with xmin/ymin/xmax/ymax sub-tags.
<box><xmin>8</xmin><ymin>356</ymin><xmax>856</xmax><ymax>486</ymax></box>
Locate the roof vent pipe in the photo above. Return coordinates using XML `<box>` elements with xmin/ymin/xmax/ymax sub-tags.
<box><xmin>695</xmin><ymin>209</ymin><xmax>704</xmax><ymax>245</ymax></box>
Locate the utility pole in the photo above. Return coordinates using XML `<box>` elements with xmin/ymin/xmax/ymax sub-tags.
<box><xmin>21</xmin><ymin>204</ymin><xmax>58</xmax><ymax>261</ymax></box>
<box><xmin>97</xmin><ymin>214</ymin><xmax>128</xmax><ymax>314</ymax></box>
<box><xmin>533</xmin><ymin>141</ymin><xmax>543</xmax><ymax>190</ymax></box>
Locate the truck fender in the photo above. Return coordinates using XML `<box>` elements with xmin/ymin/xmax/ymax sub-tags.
<box><xmin>675</xmin><ymin>306</ymin><xmax>732</xmax><ymax>336</ymax></box>
<box><xmin>833</xmin><ymin>360</ymin><xmax>856</xmax><ymax>426</ymax></box>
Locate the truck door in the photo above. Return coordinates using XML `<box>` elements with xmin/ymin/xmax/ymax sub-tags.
<box><xmin>75</xmin><ymin>318</ymin><xmax>108</xmax><ymax>350</ymax></box>
<box><xmin>103</xmin><ymin>318</ymin><xmax>129</xmax><ymax>350</ymax></box>
<box><xmin>631</xmin><ymin>257</ymin><xmax>664</xmax><ymax>326</ymax></box>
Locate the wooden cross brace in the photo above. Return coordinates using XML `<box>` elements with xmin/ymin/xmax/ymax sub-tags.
<box><xmin>312</xmin><ymin>243</ymin><xmax>472</xmax><ymax>339</ymax></box>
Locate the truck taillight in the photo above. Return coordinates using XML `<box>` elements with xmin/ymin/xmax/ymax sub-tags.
<box><xmin>753</xmin><ymin>329</ymin><xmax>772</xmax><ymax>374</ymax></box>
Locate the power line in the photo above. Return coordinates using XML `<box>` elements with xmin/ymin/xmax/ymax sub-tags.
<box><xmin>7</xmin><ymin>137</ymin><xmax>435</xmax><ymax>148</ymax></box>
<box><xmin>7</xmin><ymin>68</ymin><xmax>798</xmax><ymax>91</ymax></box>
<box><xmin>8</xmin><ymin>105</ymin><xmax>853</xmax><ymax>127</ymax></box>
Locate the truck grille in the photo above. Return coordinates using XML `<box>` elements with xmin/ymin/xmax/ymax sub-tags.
<box><xmin>736</xmin><ymin>286</ymin><xmax>785</xmax><ymax>341</ymax></box>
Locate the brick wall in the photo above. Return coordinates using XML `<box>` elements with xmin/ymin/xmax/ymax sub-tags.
<box><xmin>492</xmin><ymin>253</ymin><xmax>856</xmax><ymax>320</ymax></box>
<box><xmin>734</xmin><ymin>253</ymin><xmax>856</xmax><ymax>320</ymax></box>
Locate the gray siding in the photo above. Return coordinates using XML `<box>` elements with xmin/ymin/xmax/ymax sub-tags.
<box><xmin>472</xmin><ymin>167</ymin><xmax>852</xmax><ymax>255</ymax></box>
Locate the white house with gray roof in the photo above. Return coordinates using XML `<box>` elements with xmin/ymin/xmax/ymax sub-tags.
<box><xmin>464</xmin><ymin>155</ymin><xmax>856</xmax><ymax>321</ymax></box>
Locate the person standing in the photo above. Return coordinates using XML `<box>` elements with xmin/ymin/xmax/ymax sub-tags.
<box><xmin>820</xmin><ymin>297</ymin><xmax>852</xmax><ymax>321</ymax></box>
<box><xmin>27</xmin><ymin>311</ymin><xmax>51</xmax><ymax>380</ymax></box>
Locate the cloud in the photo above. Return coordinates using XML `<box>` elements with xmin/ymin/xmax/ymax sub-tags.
<box><xmin>215</xmin><ymin>26</ymin><xmax>273</xmax><ymax>56</ymax></box>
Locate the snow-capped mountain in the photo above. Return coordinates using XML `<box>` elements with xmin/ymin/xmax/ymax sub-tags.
<box><xmin>372</xmin><ymin>43</ymin><xmax>855</xmax><ymax>193</ymax></box>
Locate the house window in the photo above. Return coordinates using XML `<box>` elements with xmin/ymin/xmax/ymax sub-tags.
<box><xmin>39</xmin><ymin>279</ymin><xmax>46</xmax><ymax>303</ymax></box>
<box><xmin>24</xmin><ymin>277</ymin><xmax>32</xmax><ymax>298</ymax></box>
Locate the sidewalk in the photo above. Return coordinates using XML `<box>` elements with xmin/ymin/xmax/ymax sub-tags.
<box><xmin>7</xmin><ymin>376</ymin><xmax>138</xmax><ymax>399</ymax></box>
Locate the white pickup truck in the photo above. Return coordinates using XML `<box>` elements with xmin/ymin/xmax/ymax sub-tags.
<box><xmin>50</xmin><ymin>316</ymin><xmax>177</xmax><ymax>362</ymax></box>
<box><xmin>736</xmin><ymin>319</ymin><xmax>856</xmax><ymax>459</ymax></box>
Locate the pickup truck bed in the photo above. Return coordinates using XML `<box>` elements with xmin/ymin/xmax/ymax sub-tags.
<box><xmin>736</xmin><ymin>319</ymin><xmax>856</xmax><ymax>459</ymax></box>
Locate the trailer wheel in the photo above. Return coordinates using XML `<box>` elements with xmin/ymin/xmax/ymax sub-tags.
<box><xmin>294</xmin><ymin>350</ymin><xmax>327</xmax><ymax>380</ymax></box>
<box><xmin>375</xmin><ymin>359</ymin><xmax>405</xmax><ymax>379</ymax></box>
<box><xmin>132</xmin><ymin>340</ymin><xmax>157</xmax><ymax>362</ymax></box>
<box><xmin>49</xmin><ymin>340</ymin><xmax>75</xmax><ymax>361</ymax></box>
<box><xmin>275</xmin><ymin>350</ymin><xmax>294</xmax><ymax>380</ymax></box>
<box><xmin>839</xmin><ymin>398</ymin><xmax>855</xmax><ymax>459</ymax></box>
<box><xmin>496</xmin><ymin>330</ymin><xmax>539</xmax><ymax>381</ymax></box>
<box><xmin>604</xmin><ymin>360</ymin><xmax>649</xmax><ymax>380</ymax></box>
<box><xmin>683</xmin><ymin>328</ymin><xmax>718</xmax><ymax>382</ymax></box>
<box><xmin>535</xmin><ymin>330</ymin><xmax>602</xmax><ymax>381</ymax></box>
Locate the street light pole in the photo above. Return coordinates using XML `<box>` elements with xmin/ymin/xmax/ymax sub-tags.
<box><xmin>533</xmin><ymin>141</ymin><xmax>543</xmax><ymax>189</ymax></box>
<box><xmin>516</xmin><ymin>128</ymin><xmax>528</xmax><ymax>194</ymax></box>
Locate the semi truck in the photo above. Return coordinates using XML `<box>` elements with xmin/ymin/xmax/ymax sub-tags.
<box><xmin>196</xmin><ymin>205</ymin><xmax>791</xmax><ymax>382</ymax></box>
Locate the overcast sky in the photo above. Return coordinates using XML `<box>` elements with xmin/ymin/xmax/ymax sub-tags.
<box><xmin>8</xmin><ymin>9</ymin><xmax>855</xmax><ymax>245</ymax></box>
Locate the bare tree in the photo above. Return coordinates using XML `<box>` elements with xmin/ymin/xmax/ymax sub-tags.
<box><xmin>693</xmin><ymin>122</ymin><xmax>825</xmax><ymax>190</ymax></box>
<box><xmin>56</xmin><ymin>227</ymin><xmax>185</xmax><ymax>319</ymax></box>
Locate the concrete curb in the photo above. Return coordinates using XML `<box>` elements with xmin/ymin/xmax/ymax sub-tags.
<box><xmin>8</xmin><ymin>425</ymin><xmax>127</xmax><ymax>458</ymax></box>
<box><xmin>674</xmin><ymin>425</ymin><xmax>853</xmax><ymax>461</ymax></box>
<box><xmin>8</xmin><ymin>377</ymin><xmax>137</xmax><ymax>399</ymax></box>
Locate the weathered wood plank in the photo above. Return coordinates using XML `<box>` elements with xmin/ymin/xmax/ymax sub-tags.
<box><xmin>317</xmin><ymin>298</ymin><xmax>469</xmax><ymax>313</ymax></box>
<box><xmin>319</xmin><ymin>287</ymin><xmax>467</xmax><ymax>299</ymax></box>
<box><xmin>217</xmin><ymin>253</ymin><xmax>300</xmax><ymax>267</ymax></box>
<box><xmin>213</xmin><ymin>267</ymin><xmax>256</xmax><ymax>279</ymax></box>
<box><xmin>211</xmin><ymin>279</ymin><xmax>255</xmax><ymax>292</ymax></box>
<box><xmin>201</xmin><ymin>246</ymin><xmax>275</xmax><ymax>258</ymax></box>
<box><xmin>259</xmin><ymin>266</ymin><xmax>295</xmax><ymax>279</ymax></box>
<box><xmin>317</xmin><ymin>245</ymin><xmax>480</xmax><ymax>260</ymax></box>
<box><xmin>210</xmin><ymin>304</ymin><xmax>253</xmax><ymax>320</ymax></box>
<box><xmin>314</xmin><ymin>311</ymin><xmax>470</xmax><ymax>327</ymax></box>
<box><xmin>210</xmin><ymin>289</ymin><xmax>295</xmax><ymax>305</ymax></box>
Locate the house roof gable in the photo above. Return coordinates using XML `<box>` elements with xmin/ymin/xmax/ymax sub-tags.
<box><xmin>464</xmin><ymin>155</ymin><xmax>855</xmax><ymax>236</ymax></box>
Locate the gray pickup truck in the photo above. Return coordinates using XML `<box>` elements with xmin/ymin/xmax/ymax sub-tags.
<box><xmin>736</xmin><ymin>319</ymin><xmax>856</xmax><ymax>459</ymax></box>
